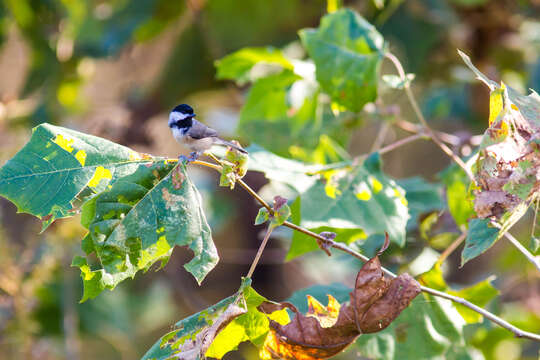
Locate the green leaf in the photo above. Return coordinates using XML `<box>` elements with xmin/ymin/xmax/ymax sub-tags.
<box><xmin>420</xmin><ymin>265</ymin><xmax>499</xmax><ymax>323</ymax></box>
<box><xmin>461</xmin><ymin>219</ymin><xmax>498</xmax><ymax>266</ymax></box>
<box><xmin>298</xmin><ymin>153</ymin><xmax>409</xmax><ymax>246</ymax></box>
<box><xmin>141</xmin><ymin>295</ymin><xmax>237</xmax><ymax>360</ymax></box>
<box><xmin>0</xmin><ymin>123</ymin><xmax>159</xmax><ymax>229</ymax></box>
<box><xmin>287</xmin><ymin>197</ymin><xmax>366</xmax><ymax>260</ymax></box>
<box><xmin>356</xmin><ymin>295</ymin><xmax>484</xmax><ymax>360</ymax></box>
<box><xmin>299</xmin><ymin>8</ymin><xmax>385</xmax><ymax>112</ymax></box>
<box><xmin>270</xmin><ymin>199</ymin><xmax>291</xmax><ymax>229</ymax></box>
<box><xmin>215</xmin><ymin>47</ymin><xmax>293</xmax><ymax>83</ymax></box>
<box><xmin>255</xmin><ymin>207</ymin><xmax>269</xmax><ymax>225</ymax></box>
<box><xmin>142</xmin><ymin>285</ymin><xmax>289</xmax><ymax>360</ymax></box>
<box><xmin>398</xmin><ymin>176</ymin><xmax>443</xmax><ymax>229</ymax></box>
<box><xmin>440</xmin><ymin>165</ymin><xmax>475</xmax><ymax>227</ymax></box>
<box><xmin>247</xmin><ymin>144</ymin><xmax>316</xmax><ymax>194</ymax></box>
<box><xmin>206</xmin><ymin>286</ymin><xmax>289</xmax><ymax>358</ymax></box>
<box><xmin>237</xmin><ymin>71</ymin><xmax>303</xmax><ymax>155</ymax></box>
<box><xmin>74</xmin><ymin>163</ymin><xmax>218</xmax><ymax>301</ymax></box>
<box><xmin>449</xmin><ymin>279</ymin><xmax>499</xmax><ymax>323</ymax></box>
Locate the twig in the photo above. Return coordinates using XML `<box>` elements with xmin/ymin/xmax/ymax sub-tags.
<box><xmin>289</xmin><ymin>227</ymin><xmax>540</xmax><ymax>341</ymax></box>
<box><xmin>187</xmin><ymin>158</ymin><xmax>540</xmax><ymax>341</ymax></box>
<box><xmin>370</xmin><ymin>121</ymin><xmax>391</xmax><ymax>152</ymax></box>
<box><xmin>418</xmin><ymin>285</ymin><xmax>540</xmax><ymax>340</ymax></box>
<box><xmin>378</xmin><ymin>133</ymin><xmax>425</xmax><ymax>156</ymax></box>
<box><xmin>245</xmin><ymin>226</ymin><xmax>274</xmax><ymax>279</ymax></box>
<box><xmin>395</xmin><ymin>119</ymin><xmax>461</xmax><ymax>146</ymax></box>
<box><xmin>491</xmin><ymin>221</ymin><xmax>540</xmax><ymax>272</ymax></box>
<box><xmin>306</xmin><ymin>133</ymin><xmax>426</xmax><ymax>174</ymax></box>
<box><xmin>384</xmin><ymin>52</ymin><xmax>475</xmax><ymax>183</ymax></box>
<box><xmin>437</xmin><ymin>232</ymin><xmax>467</xmax><ymax>265</ymax></box>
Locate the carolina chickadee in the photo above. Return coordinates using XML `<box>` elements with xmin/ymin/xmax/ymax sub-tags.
<box><xmin>168</xmin><ymin>104</ymin><xmax>247</xmax><ymax>161</ymax></box>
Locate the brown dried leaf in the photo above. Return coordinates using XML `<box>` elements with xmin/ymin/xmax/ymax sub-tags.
<box><xmin>472</xmin><ymin>81</ymin><xmax>540</xmax><ymax>218</ymax></box>
<box><xmin>258</xmin><ymin>244</ymin><xmax>421</xmax><ymax>360</ymax></box>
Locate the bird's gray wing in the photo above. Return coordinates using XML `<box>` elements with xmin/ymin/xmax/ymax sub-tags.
<box><xmin>188</xmin><ymin>119</ymin><xmax>218</xmax><ymax>139</ymax></box>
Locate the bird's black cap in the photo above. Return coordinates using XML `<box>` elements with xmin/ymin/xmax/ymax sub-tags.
<box><xmin>172</xmin><ymin>104</ymin><xmax>194</xmax><ymax>115</ymax></box>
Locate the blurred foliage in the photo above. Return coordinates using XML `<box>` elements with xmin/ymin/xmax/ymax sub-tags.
<box><xmin>1</xmin><ymin>1</ymin><xmax>540</xmax><ymax>360</ymax></box>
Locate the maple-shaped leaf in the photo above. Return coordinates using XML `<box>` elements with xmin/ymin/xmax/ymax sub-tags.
<box><xmin>258</xmin><ymin>240</ymin><xmax>421</xmax><ymax>360</ymax></box>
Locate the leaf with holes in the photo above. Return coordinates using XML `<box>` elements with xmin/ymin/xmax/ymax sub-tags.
<box><xmin>75</xmin><ymin>163</ymin><xmax>217</xmax><ymax>301</ymax></box>
<box><xmin>0</xmin><ymin>123</ymin><xmax>160</xmax><ymax>229</ymax></box>
<box><xmin>142</xmin><ymin>281</ymin><xmax>288</xmax><ymax>360</ymax></box>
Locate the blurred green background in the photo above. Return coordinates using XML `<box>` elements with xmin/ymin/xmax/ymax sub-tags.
<box><xmin>0</xmin><ymin>0</ymin><xmax>540</xmax><ymax>359</ymax></box>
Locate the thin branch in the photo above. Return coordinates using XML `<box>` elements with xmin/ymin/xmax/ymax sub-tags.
<box><xmin>237</xmin><ymin>179</ymin><xmax>273</xmax><ymax>213</ymax></box>
<box><xmin>306</xmin><ymin>133</ymin><xmax>426</xmax><ymax>174</ymax></box>
<box><xmin>491</xmin><ymin>221</ymin><xmax>540</xmax><ymax>272</ymax></box>
<box><xmin>370</xmin><ymin>121</ymin><xmax>391</xmax><ymax>152</ymax></box>
<box><xmin>437</xmin><ymin>232</ymin><xmax>467</xmax><ymax>265</ymax></box>
<box><xmin>378</xmin><ymin>133</ymin><xmax>425</xmax><ymax>156</ymax></box>
<box><xmin>384</xmin><ymin>52</ymin><xmax>475</xmax><ymax>183</ymax></box>
<box><xmin>418</xmin><ymin>285</ymin><xmax>540</xmax><ymax>340</ymax></box>
<box><xmin>187</xmin><ymin>157</ymin><xmax>540</xmax><ymax>341</ymax></box>
<box><xmin>395</xmin><ymin>119</ymin><xmax>461</xmax><ymax>146</ymax></box>
<box><xmin>245</xmin><ymin>226</ymin><xmax>274</xmax><ymax>279</ymax></box>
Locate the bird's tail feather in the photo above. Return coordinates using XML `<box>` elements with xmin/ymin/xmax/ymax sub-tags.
<box><xmin>214</xmin><ymin>138</ymin><xmax>248</xmax><ymax>154</ymax></box>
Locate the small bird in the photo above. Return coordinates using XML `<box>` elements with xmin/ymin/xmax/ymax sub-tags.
<box><xmin>168</xmin><ymin>104</ymin><xmax>247</xmax><ymax>161</ymax></box>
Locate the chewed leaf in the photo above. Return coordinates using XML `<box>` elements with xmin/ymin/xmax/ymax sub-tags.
<box><xmin>259</xmin><ymin>250</ymin><xmax>421</xmax><ymax>360</ymax></box>
<box><xmin>141</xmin><ymin>295</ymin><xmax>242</xmax><ymax>360</ymax></box>
<box><xmin>459</xmin><ymin>52</ymin><xmax>540</xmax><ymax>219</ymax></box>
<box><xmin>143</xmin><ymin>285</ymin><xmax>286</xmax><ymax>360</ymax></box>
<box><xmin>0</xmin><ymin>123</ymin><xmax>159</xmax><ymax>229</ymax></box>
<box><xmin>74</xmin><ymin>163</ymin><xmax>218</xmax><ymax>301</ymax></box>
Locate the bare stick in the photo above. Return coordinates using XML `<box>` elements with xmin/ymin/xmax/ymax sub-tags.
<box><xmin>491</xmin><ymin>221</ymin><xmax>540</xmax><ymax>272</ymax></box>
<box><xmin>437</xmin><ymin>232</ymin><xmax>467</xmax><ymax>265</ymax></box>
<box><xmin>378</xmin><ymin>133</ymin><xmax>425</xmax><ymax>156</ymax></box>
<box><xmin>187</xmin><ymin>158</ymin><xmax>540</xmax><ymax>341</ymax></box>
<box><xmin>385</xmin><ymin>52</ymin><xmax>475</xmax><ymax>183</ymax></box>
<box><xmin>370</xmin><ymin>121</ymin><xmax>391</xmax><ymax>152</ymax></box>
<box><xmin>418</xmin><ymin>285</ymin><xmax>540</xmax><ymax>340</ymax></box>
<box><xmin>245</xmin><ymin>226</ymin><xmax>274</xmax><ymax>279</ymax></box>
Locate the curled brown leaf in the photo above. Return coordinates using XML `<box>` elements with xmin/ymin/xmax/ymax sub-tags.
<box><xmin>258</xmin><ymin>244</ymin><xmax>421</xmax><ymax>360</ymax></box>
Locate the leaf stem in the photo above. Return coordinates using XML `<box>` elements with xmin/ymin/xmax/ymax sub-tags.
<box><xmin>384</xmin><ymin>52</ymin><xmax>475</xmax><ymax>183</ymax></box>
<box><xmin>187</xmin><ymin>157</ymin><xmax>540</xmax><ymax>341</ymax></box>
<box><xmin>245</xmin><ymin>226</ymin><xmax>274</xmax><ymax>279</ymax></box>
